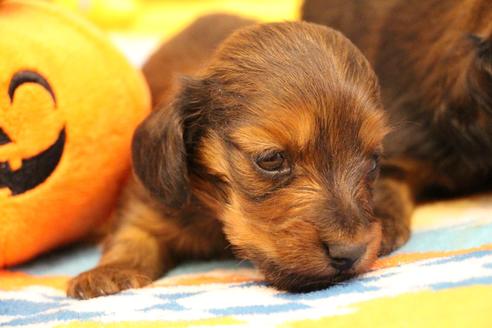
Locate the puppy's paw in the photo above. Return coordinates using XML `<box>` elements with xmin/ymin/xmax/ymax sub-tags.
<box><xmin>66</xmin><ymin>265</ymin><xmax>152</xmax><ymax>299</ymax></box>
<box><xmin>378</xmin><ymin>221</ymin><xmax>410</xmax><ymax>256</ymax></box>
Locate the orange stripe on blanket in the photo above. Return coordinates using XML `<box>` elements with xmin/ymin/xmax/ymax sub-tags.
<box><xmin>0</xmin><ymin>270</ymin><xmax>262</xmax><ymax>291</ymax></box>
<box><xmin>2</xmin><ymin>243</ymin><xmax>491</xmax><ymax>291</ymax></box>
<box><xmin>0</xmin><ymin>270</ymin><xmax>68</xmax><ymax>291</ymax></box>
<box><xmin>372</xmin><ymin>243</ymin><xmax>492</xmax><ymax>270</ymax></box>
<box><xmin>156</xmin><ymin>272</ymin><xmax>263</xmax><ymax>287</ymax></box>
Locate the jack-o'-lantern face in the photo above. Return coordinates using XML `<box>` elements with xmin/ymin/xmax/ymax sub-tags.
<box><xmin>0</xmin><ymin>70</ymin><xmax>65</xmax><ymax>196</ymax></box>
<box><xmin>0</xmin><ymin>0</ymin><xmax>150</xmax><ymax>268</ymax></box>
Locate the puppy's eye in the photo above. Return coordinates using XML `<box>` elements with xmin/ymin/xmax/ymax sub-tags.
<box><xmin>255</xmin><ymin>152</ymin><xmax>288</xmax><ymax>173</ymax></box>
<box><xmin>367</xmin><ymin>153</ymin><xmax>380</xmax><ymax>180</ymax></box>
<box><xmin>369</xmin><ymin>154</ymin><xmax>379</xmax><ymax>171</ymax></box>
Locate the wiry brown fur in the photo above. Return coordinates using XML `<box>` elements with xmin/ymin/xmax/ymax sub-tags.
<box><xmin>302</xmin><ymin>0</ymin><xmax>492</xmax><ymax>253</ymax></box>
<box><xmin>67</xmin><ymin>14</ymin><xmax>388</xmax><ymax>298</ymax></box>
<box><xmin>143</xmin><ymin>14</ymin><xmax>256</xmax><ymax>107</ymax></box>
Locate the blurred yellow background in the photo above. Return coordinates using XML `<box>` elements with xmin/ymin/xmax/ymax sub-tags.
<box><xmin>50</xmin><ymin>0</ymin><xmax>301</xmax><ymax>66</ymax></box>
<box><xmin>52</xmin><ymin>0</ymin><xmax>301</xmax><ymax>38</ymax></box>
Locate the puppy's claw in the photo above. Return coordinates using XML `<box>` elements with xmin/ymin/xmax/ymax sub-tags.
<box><xmin>77</xmin><ymin>289</ymin><xmax>85</xmax><ymax>300</ymax></box>
<box><xmin>67</xmin><ymin>265</ymin><xmax>152</xmax><ymax>299</ymax></box>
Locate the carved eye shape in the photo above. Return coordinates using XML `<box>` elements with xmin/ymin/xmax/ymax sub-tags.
<box><xmin>255</xmin><ymin>152</ymin><xmax>288</xmax><ymax>173</ymax></box>
<box><xmin>0</xmin><ymin>128</ymin><xmax>12</xmax><ymax>146</ymax></box>
<box><xmin>9</xmin><ymin>70</ymin><xmax>56</xmax><ymax>104</ymax></box>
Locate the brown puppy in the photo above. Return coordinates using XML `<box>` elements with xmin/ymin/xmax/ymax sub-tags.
<box><xmin>303</xmin><ymin>0</ymin><xmax>492</xmax><ymax>253</ymax></box>
<box><xmin>67</xmin><ymin>14</ymin><xmax>388</xmax><ymax>298</ymax></box>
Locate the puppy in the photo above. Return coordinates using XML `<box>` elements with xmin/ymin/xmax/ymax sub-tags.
<box><xmin>303</xmin><ymin>0</ymin><xmax>492</xmax><ymax>253</ymax></box>
<box><xmin>67</xmin><ymin>14</ymin><xmax>388</xmax><ymax>298</ymax></box>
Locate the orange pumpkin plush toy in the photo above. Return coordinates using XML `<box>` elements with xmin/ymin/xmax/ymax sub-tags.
<box><xmin>0</xmin><ymin>0</ymin><xmax>150</xmax><ymax>267</ymax></box>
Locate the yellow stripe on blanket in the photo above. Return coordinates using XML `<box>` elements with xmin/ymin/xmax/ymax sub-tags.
<box><xmin>283</xmin><ymin>285</ymin><xmax>492</xmax><ymax>328</ymax></box>
<box><xmin>411</xmin><ymin>193</ymin><xmax>492</xmax><ymax>231</ymax></box>
<box><xmin>55</xmin><ymin>317</ymin><xmax>245</xmax><ymax>328</ymax></box>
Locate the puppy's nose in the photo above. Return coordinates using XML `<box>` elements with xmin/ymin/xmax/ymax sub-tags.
<box><xmin>325</xmin><ymin>243</ymin><xmax>367</xmax><ymax>272</ymax></box>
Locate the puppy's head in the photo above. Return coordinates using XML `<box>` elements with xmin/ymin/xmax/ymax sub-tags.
<box><xmin>133</xmin><ymin>22</ymin><xmax>388</xmax><ymax>292</ymax></box>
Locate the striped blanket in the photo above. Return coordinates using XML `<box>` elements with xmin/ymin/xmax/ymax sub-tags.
<box><xmin>1</xmin><ymin>193</ymin><xmax>491</xmax><ymax>327</ymax></box>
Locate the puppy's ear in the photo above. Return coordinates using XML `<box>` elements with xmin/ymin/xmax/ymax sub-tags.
<box><xmin>132</xmin><ymin>79</ymin><xmax>207</xmax><ymax>209</ymax></box>
<box><xmin>132</xmin><ymin>101</ymin><xmax>189</xmax><ymax>208</ymax></box>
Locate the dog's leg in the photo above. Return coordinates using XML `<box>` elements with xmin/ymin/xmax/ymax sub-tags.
<box><xmin>373</xmin><ymin>160</ymin><xmax>441</xmax><ymax>255</ymax></box>
<box><xmin>66</xmin><ymin>196</ymin><xmax>172</xmax><ymax>299</ymax></box>
<box><xmin>373</xmin><ymin>175</ymin><xmax>414</xmax><ymax>255</ymax></box>
<box><xmin>67</xmin><ymin>179</ymin><xmax>229</xmax><ymax>299</ymax></box>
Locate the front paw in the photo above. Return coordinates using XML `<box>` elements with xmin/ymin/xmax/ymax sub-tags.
<box><xmin>67</xmin><ymin>265</ymin><xmax>152</xmax><ymax>299</ymax></box>
<box><xmin>378</xmin><ymin>221</ymin><xmax>410</xmax><ymax>256</ymax></box>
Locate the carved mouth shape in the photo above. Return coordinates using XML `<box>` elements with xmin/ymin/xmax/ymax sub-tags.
<box><xmin>0</xmin><ymin>127</ymin><xmax>66</xmax><ymax>195</ymax></box>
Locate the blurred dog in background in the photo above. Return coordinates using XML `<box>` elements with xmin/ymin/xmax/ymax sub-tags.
<box><xmin>303</xmin><ymin>0</ymin><xmax>492</xmax><ymax>253</ymax></box>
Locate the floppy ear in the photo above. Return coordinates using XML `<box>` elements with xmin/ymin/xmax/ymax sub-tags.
<box><xmin>132</xmin><ymin>100</ymin><xmax>190</xmax><ymax>209</ymax></box>
<box><xmin>132</xmin><ymin>76</ymin><xmax>212</xmax><ymax>209</ymax></box>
